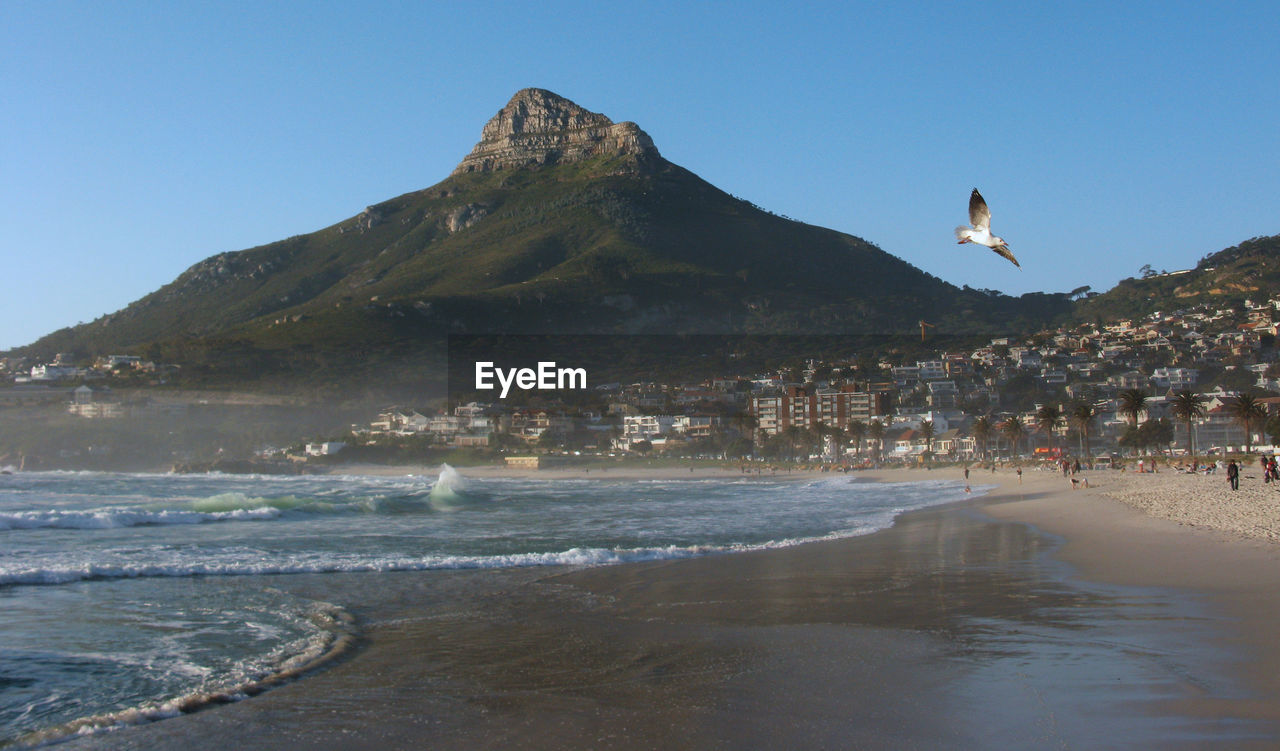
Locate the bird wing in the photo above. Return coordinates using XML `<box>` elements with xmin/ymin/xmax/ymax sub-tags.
<box><xmin>991</xmin><ymin>244</ymin><xmax>1020</xmax><ymax>268</ymax></box>
<box><xmin>968</xmin><ymin>188</ymin><xmax>991</xmax><ymax>231</ymax></box>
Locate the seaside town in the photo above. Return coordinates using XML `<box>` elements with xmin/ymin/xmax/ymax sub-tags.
<box><xmin>278</xmin><ymin>295</ymin><xmax>1280</xmax><ymax>466</ymax></box>
<box><xmin>6</xmin><ymin>297</ymin><xmax>1280</xmax><ymax>469</ymax></box>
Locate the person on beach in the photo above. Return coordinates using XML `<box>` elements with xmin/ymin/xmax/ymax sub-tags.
<box><xmin>1227</xmin><ymin>460</ymin><xmax>1240</xmax><ymax>491</ymax></box>
<box><xmin>964</xmin><ymin>467</ymin><xmax>970</xmax><ymax>480</ymax></box>
<box><xmin>1016</xmin><ymin>467</ymin><xmax>1023</xmax><ymax>484</ymax></box>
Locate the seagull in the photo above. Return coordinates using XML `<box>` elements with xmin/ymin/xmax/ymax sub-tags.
<box><xmin>955</xmin><ymin>188</ymin><xmax>1019</xmax><ymax>267</ymax></box>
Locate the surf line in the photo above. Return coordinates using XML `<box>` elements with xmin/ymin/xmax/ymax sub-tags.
<box><xmin>474</xmin><ymin>361</ymin><xmax>587</xmax><ymax>399</ymax></box>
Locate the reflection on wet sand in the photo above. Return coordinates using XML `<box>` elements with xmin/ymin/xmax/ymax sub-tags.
<box><xmin>58</xmin><ymin>496</ymin><xmax>1273</xmax><ymax>750</ymax></box>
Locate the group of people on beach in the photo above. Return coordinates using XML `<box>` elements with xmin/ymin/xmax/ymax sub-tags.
<box><xmin>959</xmin><ymin>460</ymin><xmax>1089</xmax><ymax>493</ymax></box>
<box><xmin>1260</xmin><ymin>455</ymin><xmax>1279</xmax><ymax>483</ymax></box>
<box><xmin>1222</xmin><ymin>456</ymin><xmax>1280</xmax><ymax>491</ymax></box>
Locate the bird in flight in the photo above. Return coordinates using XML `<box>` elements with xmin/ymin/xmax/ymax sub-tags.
<box><xmin>955</xmin><ymin>188</ymin><xmax>1019</xmax><ymax>267</ymax></box>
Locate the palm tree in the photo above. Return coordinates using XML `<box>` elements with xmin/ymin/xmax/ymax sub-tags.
<box><xmin>868</xmin><ymin>419</ymin><xmax>886</xmax><ymax>462</ymax></box>
<box><xmin>1229</xmin><ymin>393</ymin><xmax>1268</xmax><ymax>454</ymax></box>
<box><xmin>970</xmin><ymin>415</ymin><xmax>994</xmax><ymax>461</ymax></box>
<box><xmin>812</xmin><ymin>420</ymin><xmax>832</xmax><ymax>458</ymax></box>
<box><xmin>1116</xmin><ymin>389</ymin><xmax>1149</xmax><ymax>457</ymax></box>
<box><xmin>781</xmin><ymin>425</ymin><xmax>806</xmax><ymax>462</ymax></box>
<box><xmin>1001</xmin><ymin>415</ymin><xmax>1026</xmax><ymax>461</ymax></box>
<box><xmin>847</xmin><ymin>419</ymin><xmax>867</xmax><ymax>458</ymax></box>
<box><xmin>1117</xmin><ymin>388</ymin><xmax>1149</xmax><ymax>428</ymax></box>
<box><xmin>826</xmin><ymin>425</ymin><xmax>847</xmax><ymax>461</ymax></box>
<box><xmin>732</xmin><ymin>412</ymin><xmax>758</xmax><ymax>448</ymax></box>
<box><xmin>1035</xmin><ymin>404</ymin><xmax>1063</xmax><ymax>454</ymax></box>
<box><xmin>919</xmin><ymin>419</ymin><xmax>935</xmax><ymax>457</ymax></box>
<box><xmin>1070</xmin><ymin>402</ymin><xmax>1096</xmax><ymax>462</ymax></box>
<box><xmin>1169</xmin><ymin>390</ymin><xmax>1206</xmax><ymax>462</ymax></box>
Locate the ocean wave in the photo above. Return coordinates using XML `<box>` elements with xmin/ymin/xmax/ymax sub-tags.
<box><xmin>0</xmin><ymin>489</ymin><xmax>446</xmax><ymax>531</ymax></box>
<box><xmin>0</xmin><ymin>526</ymin><xmax>883</xmax><ymax>588</ymax></box>
<box><xmin>7</xmin><ymin>600</ymin><xmax>357</xmax><ymax>749</ymax></box>
<box><xmin>0</xmin><ymin>506</ymin><xmax>284</xmax><ymax>530</ymax></box>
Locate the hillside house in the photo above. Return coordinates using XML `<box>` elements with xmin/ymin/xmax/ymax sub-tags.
<box><xmin>305</xmin><ymin>442</ymin><xmax>346</xmax><ymax>457</ymax></box>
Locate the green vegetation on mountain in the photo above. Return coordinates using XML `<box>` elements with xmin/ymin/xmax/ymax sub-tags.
<box><xmin>1075</xmin><ymin>234</ymin><xmax>1280</xmax><ymax>322</ymax></box>
<box><xmin>12</xmin><ymin>90</ymin><xmax>1078</xmax><ymax>392</ymax></box>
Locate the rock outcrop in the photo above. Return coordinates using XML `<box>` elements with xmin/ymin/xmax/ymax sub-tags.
<box><xmin>446</xmin><ymin>203</ymin><xmax>489</xmax><ymax>233</ymax></box>
<box><xmin>452</xmin><ymin>88</ymin><xmax>660</xmax><ymax>174</ymax></box>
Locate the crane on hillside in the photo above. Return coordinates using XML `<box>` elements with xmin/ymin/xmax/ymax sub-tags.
<box><xmin>919</xmin><ymin>320</ymin><xmax>935</xmax><ymax>342</ymax></box>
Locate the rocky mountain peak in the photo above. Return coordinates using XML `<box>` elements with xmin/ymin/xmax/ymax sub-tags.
<box><xmin>452</xmin><ymin>88</ymin><xmax>660</xmax><ymax>175</ymax></box>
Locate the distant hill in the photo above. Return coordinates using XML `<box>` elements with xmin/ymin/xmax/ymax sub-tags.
<box><xmin>15</xmin><ymin>89</ymin><xmax>1070</xmax><ymax>393</ymax></box>
<box><xmin>1074</xmin><ymin>234</ymin><xmax>1280</xmax><ymax>322</ymax></box>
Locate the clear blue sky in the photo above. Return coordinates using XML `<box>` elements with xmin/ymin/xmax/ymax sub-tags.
<box><xmin>4</xmin><ymin>1</ymin><xmax>1279</xmax><ymax>350</ymax></box>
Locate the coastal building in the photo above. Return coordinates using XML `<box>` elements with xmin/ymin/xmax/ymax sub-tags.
<box><xmin>927</xmin><ymin>380</ymin><xmax>959</xmax><ymax>408</ymax></box>
<box><xmin>31</xmin><ymin>364</ymin><xmax>82</xmax><ymax>381</ymax></box>
<box><xmin>891</xmin><ymin>366</ymin><xmax>920</xmax><ymax>386</ymax></box>
<box><xmin>305</xmin><ymin>442</ymin><xmax>347</xmax><ymax>457</ymax></box>
<box><xmin>916</xmin><ymin>360</ymin><xmax>947</xmax><ymax>381</ymax></box>
<box><xmin>95</xmin><ymin>355</ymin><xmax>143</xmax><ymax>370</ymax></box>
<box><xmin>1150</xmin><ymin>367</ymin><xmax>1199</xmax><ymax>390</ymax></box>
<box><xmin>513</xmin><ymin>410</ymin><xmax>574</xmax><ymax>442</ymax></box>
<box><xmin>1193</xmin><ymin>408</ymin><xmax>1250</xmax><ymax>453</ymax></box>
<box><xmin>370</xmin><ymin>409</ymin><xmax>431</xmax><ymax>434</ymax></box>
<box><xmin>671</xmin><ymin>414</ymin><xmax>724</xmax><ymax>440</ymax></box>
<box><xmin>932</xmin><ymin>428</ymin><xmax>975</xmax><ymax>459</ymax></box>
<box><xmin>66</xmin><ymin>385</ymin><xmax>123</xmax><ymax>418</ymax></box>
<box><xmin>749</xmin><ymin>385</ymin><xmax>891</xmax><ymax>437</ymax></box>
<box><xmin>1039</xmin><ymin>369</ymin><xmax>1068</xmax><ymax>385</ymax></box>
<box><xmin>619</xmin><ymin>414</ymin><xmax>675</xmax><ymax>447</ymax></box>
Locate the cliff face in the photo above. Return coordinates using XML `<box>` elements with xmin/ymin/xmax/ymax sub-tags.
<box><xmin>452</xmin><ymin>88</ymin><xmax>660</xmax><ymax>174</ymax></box>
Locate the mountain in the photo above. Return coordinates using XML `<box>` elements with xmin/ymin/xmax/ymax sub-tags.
<box><xmin>1074</xmin><ymin>234</ymin><xmax>1280</xmax><ymax>322</ymax></box>
<box><xmin>15</xmin><ymin>89</ymin><xmax>1069</xmax><ymax>391</ymax></box>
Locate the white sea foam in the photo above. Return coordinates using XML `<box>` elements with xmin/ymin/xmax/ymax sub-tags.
<box><xmin>0</xmin><ymin>525</ymin><xmax>893</xmax><ymax>588</ymax></box>
<box><xmin>0</xmin><ymin>506</ymin><xmax>284</xmax><ymax>530</ymax></box>
<box><xmin>9</xmin><ymin>600</ymin><xmax>357</xmax><ymax>749</ymax></box>
<box><xmin>428</xmin><ymin>463</ymin><xmax>478</xmax><ymax>511</ymax></box>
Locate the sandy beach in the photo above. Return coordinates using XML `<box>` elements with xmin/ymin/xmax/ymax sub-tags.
<box><xmin>56</xmin><ymin>463</ymin><xmax>1280</xmax><ymax>749</ymax></box>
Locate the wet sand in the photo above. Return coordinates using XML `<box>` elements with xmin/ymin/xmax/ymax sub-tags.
<box><xmin>58</xmin><ymin>467</ymin><xmax>1280</xmax><ymax>749</ymax></box>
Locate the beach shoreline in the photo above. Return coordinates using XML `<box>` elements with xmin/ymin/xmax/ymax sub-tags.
<box><xmin>55</xmin><ymin>464</ymin><xmax>1280</xmax><ymax>749</ymax></box>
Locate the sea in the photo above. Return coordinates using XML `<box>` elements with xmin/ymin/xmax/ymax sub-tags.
<box><xmin>0</xmin><ymin>466</ymin><xmax>972</xmax><ymax>747</ymax></box>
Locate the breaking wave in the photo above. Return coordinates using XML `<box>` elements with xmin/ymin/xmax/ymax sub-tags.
<box><xmin>0</xmin><ymin>490</ymin><xmax>443</xmax><ymax>531</ymax></box>
<box><xmin>0</xmin><ymin>505</ymin><xmax>285</xmax><ymax>530</ymax></box>
<box><xmin>7</xmin><ymin>600</ymin><xmax>358</xmax><ymax>749</ymax></box>
<box><xmin>0</xmin><ymin>529</ymin><xmax>880</xmax><ymax>588</ymax></box>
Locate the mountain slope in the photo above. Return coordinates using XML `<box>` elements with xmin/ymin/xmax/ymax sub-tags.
<box><xmin>17</xmin><ymin>89</ymin><xmax>1070</xmax><ymax>388</ymax></box>
<box><xmin>1074</xmin><ymin>234</ymin><xmax>1280</xmax><ymax>322</ymax></box>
